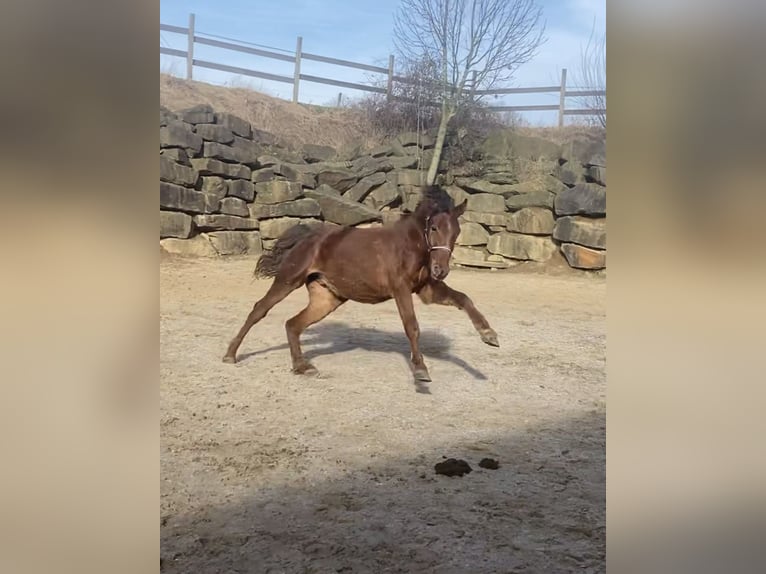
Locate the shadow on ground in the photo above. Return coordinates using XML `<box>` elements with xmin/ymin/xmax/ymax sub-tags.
<box><xmin>237</xmin><ymin>321</ymin><xmax>488</xmax><ymax>382</ymax></box>
<box><xmin>161</xmin><ymin>410</ymin><xmax>606</xmax><ymax>573</ymax></box>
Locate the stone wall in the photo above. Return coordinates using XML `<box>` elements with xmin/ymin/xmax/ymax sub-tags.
<box><xmin>160</xmin><ymin>104</ymin><xmax>606</xmax><ymax>270</ymax></box>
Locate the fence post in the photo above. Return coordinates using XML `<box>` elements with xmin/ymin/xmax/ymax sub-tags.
<box><xmin>558</xmin><ymin>68</ymin><xmax>567</xmax><ymax>127</ymax></box>
<box><xmin>186</xmin><ymin>13</ymin><xmax>195</xmax><ymax>80</ymax></box>
<box><xmin>292</xmin><ymin>36</ymin><xmax>303</xmax><ymax>103</ymax></box>
<box><xmin>337</xmin><ymin>92</ymin><xmax>343</xmax><ymax>107</ymax></box>
<box><xmin>387</xmin><ymin>55</ymin><xmax>395</xmax><ymax>101</ymax></box>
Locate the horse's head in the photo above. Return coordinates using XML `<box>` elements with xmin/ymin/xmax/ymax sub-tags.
<box><xmin>424</xmin><ymin>199</ymin><xmax>467</xmax><ymax>281</ymax></box>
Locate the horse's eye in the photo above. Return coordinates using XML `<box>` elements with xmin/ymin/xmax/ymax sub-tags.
<box><xmin>430</xmin><ymin>225</ymin><xmax>438</xmax><ymax>232</ymax></box>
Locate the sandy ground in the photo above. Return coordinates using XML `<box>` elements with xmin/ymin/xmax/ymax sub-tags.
<box><xmin>161</xmin><ymin>255</ymin><xmax>606</xmax><ymax>573</ymax></box>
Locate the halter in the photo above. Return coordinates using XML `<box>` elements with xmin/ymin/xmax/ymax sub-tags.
<box><xmin>425</xmin><ymin>216</ymin><xmax>452</xmax><ymax>254</ymax></box>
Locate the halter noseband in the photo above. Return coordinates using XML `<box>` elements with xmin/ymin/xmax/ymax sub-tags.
<box><xmin>425</xmin><ymin>216</ymin><xmax>452</xmax><ymax>254</ymax></box>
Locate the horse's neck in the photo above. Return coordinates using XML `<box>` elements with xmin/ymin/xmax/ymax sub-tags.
<box><xmin>396</xmin><ymin>214</ymin><xmax>428</xmax><ymax>255</ymax></box>
<box><xmin>396</xmin><ymin>213</ymin><xmax>423</xmax><ymax>235</ymax></box>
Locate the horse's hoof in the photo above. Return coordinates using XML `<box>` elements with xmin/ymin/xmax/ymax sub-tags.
<box><xmin>413</xmin><ymin>368</ymin><xmax>432</xmax><ymax>383</ymax></box>
<box><xmin>480</xmin><ymin>329</ymin><xmax>499</xmax><ymax>347</ymax></box>
<box><xmin>293</xmin><ymin>361</ymin><xmax>318</xmax><ymax>376</ymax></box>
<box><xmin>222</xmin><ymin>355</ymin><xmax>237</xmax><ymax>364</ymax></box>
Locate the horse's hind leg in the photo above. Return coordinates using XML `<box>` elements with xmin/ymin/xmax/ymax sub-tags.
<box><xmin>286</xmin><ymin>280</ymin><xmax>346</xmax><ymax>375</ymax></box>
<box><xmin>222</xmin><ymin>278</ymin><xmax>300</xmax><ymax>363</ymax></box>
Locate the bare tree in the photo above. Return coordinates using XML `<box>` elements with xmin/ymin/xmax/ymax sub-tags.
<box><xmin>393</xmin><ymin>0</ymin><xmax>546</xmax><ymax>185</ymax></box>
<box><xmin>573</xmin><ymin>22</ymin><xmax>606</xmax><ymax>128</ymax></box>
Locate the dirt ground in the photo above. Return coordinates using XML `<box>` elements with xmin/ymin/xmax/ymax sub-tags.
<box><xmin>161</xmin><ymin>255</ymin><xmax>606</xmax><ymax>573</ymax></box>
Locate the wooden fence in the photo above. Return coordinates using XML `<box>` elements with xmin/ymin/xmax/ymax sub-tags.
<box><xmin>160</xmin><ymin>14</ymin><xmax>605</xmax><ymax>126</ymax></box>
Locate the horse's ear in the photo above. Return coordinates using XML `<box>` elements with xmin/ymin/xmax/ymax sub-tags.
<box><xmin>453</xmin><ymin>199</ymin><xmax>467</xmax><ymax>217</ymax></box>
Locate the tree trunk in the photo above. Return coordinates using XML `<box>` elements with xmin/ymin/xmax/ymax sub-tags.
<box><xmin>426</xmin><ymin>101</ymin><xmax>454</xmax><ymax>186</ymax></box>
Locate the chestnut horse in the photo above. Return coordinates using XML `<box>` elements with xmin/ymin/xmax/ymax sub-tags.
<box><xmin>222</xmin><ymin>185</ymin><xmax>499</xmax><ymax>382</ymax></box>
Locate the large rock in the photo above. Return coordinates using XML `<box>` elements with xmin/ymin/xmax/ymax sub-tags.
<box><xmin>553</xmin><ymin>216</ymin><xmax>606</xmax><ymax>249</ymax></box>
<box><xmin>198</xmin><ymin>176</ymin><xmax>228</xmax><ymax>197</ymax></box>
<box><xmin>487</xmin><ymin>232</ymin><xmax>557</xmax><ymax>262</ymax></box>
<box><xmin>460</xmin><ymin>211</ymin><xmax>507</xmax><ymax>226</ymax></box>
<box><xmin>483</xmin><ymin>172</ymin><xmax>518</xmax><ymax>185</ymax></box>
<box><xmin>248</xmin><ymin>128</ymin><xmax>277</xmax><ymax>147</ymax></box>
<box><xmin>344</xmin><ymin>172</ymin><xmax>387</xmax><ymax>202</ymax></box>
<box><xmin>303</xmin><ymin>143</ymin><xmax>336</xmax><ymax>163</ymax></box>
<box><xmin>554</xmin><ymin>183</ymin><xmax>606</xmax><ymax>216</ymax></box>
<box><xmin>505</xmin><ymin>191</ymin><xmax>555</xmax><ymax>211</ymax></box>
<box><xmin>466</xmin><ymin>193</ymin><xmax>506</xmax><ymax>213</ymax></box>
<box><xmin>192</xmin><ymin>214</ymin><xmax>259</xmax><ymax>230</ymax></box>
<box><xmin>312</xmin><ymin>183</ymin><xmax>341</xmax><ymax>196</ymax></box>
<box><xmin>455</xmin><ymin>178</ymin><xmax>516</xmax><ymax>195</ymax></box>
<box><xmin>160</xmin><ymin>148</ymin><xmax>190</xmax><ymax>165</ymax></box>
<box><xmin>393</xmin><ymin>169</ymin><xmax>425</xmax><ymax>186</ymax></box>
<box><xmin>249</xmin><ymin>198</ymin><xmax>321</xmax><ymax>219</ymax></box>
<box><xmin>219</xmin><ymin>197</ymin><xmax>250</xmax><ymax>217</ymax></box>
<box><xmin>214</xmin><ymin>112</ymin><xmax>252</xmax><ymax>138</ymax></box>
<box><xmin>316</xmin><ymin>168</ymin><xmax>358</xmax><ymax>192</ymax></box>
<box><xmin>251</xmin><ymin>168</ymin><xmax>276</xmax><ymax>183</ymax></box>
<box><xmin>560</xmin><ymin>243</ymin><xmax>606</xmax><ymax>269</ymax></box>
<box><xmin>587</xmin><ymin>165</ymin><xmax>606</xmax><ymax>186</ymax></box>
<box><xmin>254</xmin><ymin>180</ymin><xmax>303</xmax><ymax>204</ymax></box>
<box><xmin>159</xmin><ymin>106</ymin><xmax>177</xmax><ymax>126</ymax></box>
<box><xmin>350</xmin><ymin>156</ymin><xmax>382</xmax><ymax>179</ymax></box>
<box><xmin>230</xmin><ymin>136</ymin><xmax>262</xmax><ymax>167</ymax></box>
<box><xmin>388</xmin><ymin>156</ymin><xmax>419</xmax><ymax>170</ymax></box>
<box><xmin>452</xmin><ymin>246</ymin><xmax>513</xmax><ymax>269</ymax></box>
<box><xmin>560</xmin><ymin>135</ymin><xmax>606</xmax><ymax>166</ymax></box>
<box><xmin>481</xmin><ymin>130</ymin><xmax>561</xmax><ymax>160</ymax></box>
<box><xmin>203</xmin><ymin>142</ymin><xmax>250</xmax><ymax>164</ymax></box>
<box><xmin>256</xmin><ymin>154</ymin><xmax>280</xmax><ymax>168</ymax></box>
<box><xmin>160</xmin><ymin>181</ymin><xmax>207</xmax><ymax>213</ymax></box>
<box><xmin>159</xmin><ymin>156</ymin><xmax>197</xmax><ymax>187</ymax></box>
<box><xmin>370</xmin><ymin>144</ymin><xmax>393</xmax><ymax>157</ymax></box>
<box><xmin>506</xmin><ymin>208</ymin><xmax>554</xmax><ymax>235</ymax></box>
<box><xmin>445</xmin><ymin>185</ymin><xmax>468</xmax><ymax>206</ymax></box>
<box><xmin>504</xmin><ymin>175</ymin><xmax>568</xmax><ymax>195</ymax></box>
<box><xmin>400</xmin><ymin>189</ymin><xmax>421</xmax><ymax>212</ymax></box>
<box><xmin>160</xmin><ymin>121</ymin><xmax>203</xmax><ymax>154</ymax></box>
<box><xmin>191</xmin><ymin>158</ymin><xmax>250</xmax><ymax>180</ymax></box>
<box><xmin>397</xmin><ymin>131</ymin><xmax>434</xmax><ymax>148</ymax></box>
<box><xmin>228</xmin><ymin>179</ymin><xmax>255</xmax><ymax>202</ymax></box>
<box><xmin>272</xmin><ymin>163</ymin><xmax>300</xmax><ymax>182</ymax></box>
<box><xmin>554</xmin><ymin>162</ymin><xmax>587</xmax><ymax>186</ymax></box>
<box><xmin>179</xmin><ymin>104</ymin><xmax>214</xmax><ymax>124</ymax></box>
<box><xmin>304</xmin><ymin>188</ymin><xmax>381</xmax><ymax>226</ymax></box>
<box><xmin>456</xmin><ymin>222</ymin><xmax>489</xmax><ymax>246</ymax></box>
<box><xmin>194</xmin><ymin>123</ymin><xmax>234</xmax><ymax>144</ymax></box>
<box><xmin>206</xmin><ymin>231</ymin><xmax>262</xmax><ymax>256</ymax></box>
<box><xmin>299</xmin><ymin>170</ymin><xmax>320</xmax><ymax>189</ymax></box>
<box><xmin>259</xmin><ymin>217</ymin><xmax>305</xmax><ymax>239</ymax></box>
<box><xmin>160</xmin><ymin>211</ymin><xmax>193</xmax><ymax>238</ymax></box>
<box><xmin>160</xmin><ymin>235</ymin><xmax>217</xmax><ymax>257</ymax></box>
<box><xmin>452</xmin><ymin>246</ymin><xmax>487</xmax><ymax>262</ymax></box>
<box><xmin>364</xmin><ymin>181</ymin><xmax>399</xmax><ymax>210</ymax></box>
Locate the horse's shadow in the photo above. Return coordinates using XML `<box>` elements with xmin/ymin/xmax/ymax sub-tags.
<box><xmin>237</xmin><ymin>321</ymin><xmax>487</xmax><ymax>381</ymax></box>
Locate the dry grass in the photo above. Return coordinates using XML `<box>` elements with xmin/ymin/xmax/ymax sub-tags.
<box><xmin>160</xmin><ymin>74</ymin><xmax>604</xmax><ymax>155</ymax></box>
<box><xmin>516</xmin><ymin>124</ymin><xmax>605</xmax><ymax>146</ymax></box>
<box><xmin>160</xmin><ymin>74</ymin><xmax>383</xmax><ymax>151</ymax></box>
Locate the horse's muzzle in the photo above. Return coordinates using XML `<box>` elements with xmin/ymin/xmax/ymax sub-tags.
<box><xmin>430</xmin><ymin>263</ymin><xmax>449</xmax><ymax>281</ymax></box>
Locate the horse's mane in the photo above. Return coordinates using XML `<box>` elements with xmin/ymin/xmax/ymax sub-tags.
<box><xmin>412</xmin><ymin>185</ymin><xmax>454</xmax><ymax>220</ymax></box>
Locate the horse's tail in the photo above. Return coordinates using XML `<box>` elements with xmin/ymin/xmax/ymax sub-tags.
<box><xmin>254</xmin><ymin>223</ymin><xmax>323</xmax><ymax>279</ymax></box>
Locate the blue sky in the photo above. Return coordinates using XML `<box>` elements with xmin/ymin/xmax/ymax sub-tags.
<box><xmin>160</xmin><ymin>0</ymin><xmax>605</xmax><ymax>125</ymax></box>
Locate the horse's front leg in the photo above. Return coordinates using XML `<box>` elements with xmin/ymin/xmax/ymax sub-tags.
<box><xmin>418</xmin><ymin>280</ymin><xmax>499</xmax><ymax>347</ymax></box>
<box><xmin>393</xmin><ymin>288</ymin><xmax>431</xmax><ymax>382</ymax></box>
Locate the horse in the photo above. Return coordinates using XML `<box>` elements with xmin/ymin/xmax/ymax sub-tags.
<box><xmin>222</xmin><ymin>185</ymin><xmax>499</xmax><ymax>383</ymax></box>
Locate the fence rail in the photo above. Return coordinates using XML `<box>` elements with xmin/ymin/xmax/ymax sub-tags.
<box><xmin>160</xmin><ymin>15</ymin><xmax>605</xmax><ymax>126</ymax></box>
